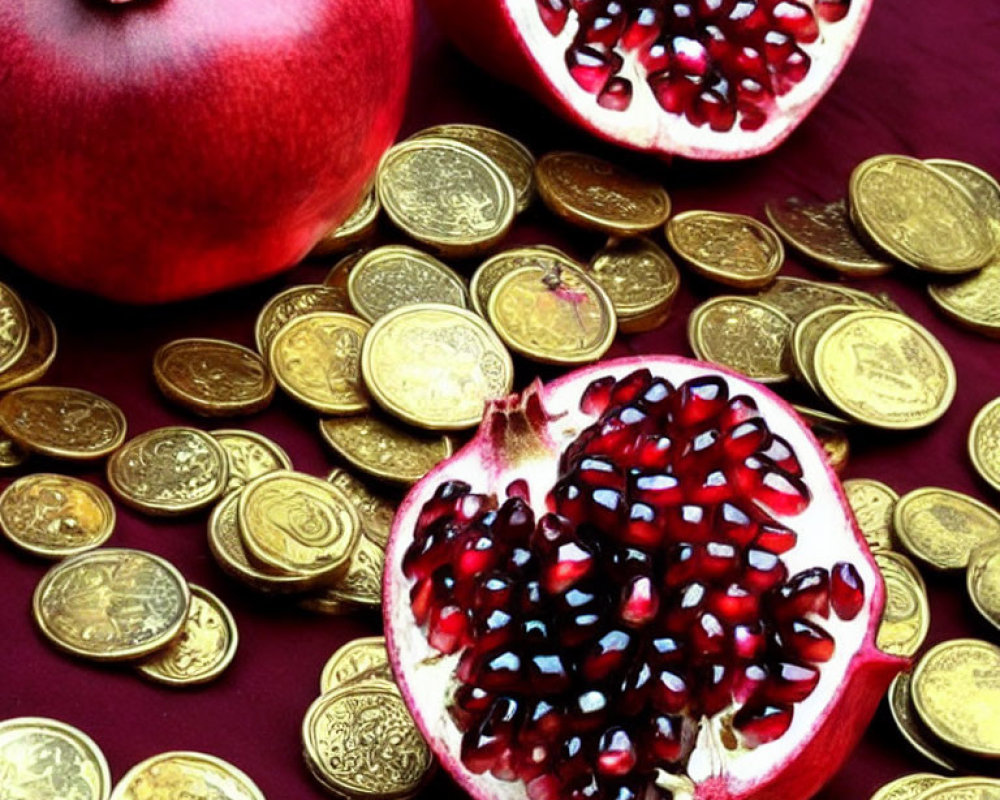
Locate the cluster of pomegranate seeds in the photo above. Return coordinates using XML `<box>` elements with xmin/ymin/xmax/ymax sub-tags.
<box><xmin>535</xmin><ymin>0</ymin><xmax>852</xmax><ymax>130</ymax></box>
<box><xmin>403</xmin><ymin>370</ymin><xmax>865</xmax><ymax>800</ymax></box>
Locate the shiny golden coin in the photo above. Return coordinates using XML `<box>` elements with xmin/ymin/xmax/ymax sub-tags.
<box><xmin>0</xmin><ymin>435</ymin><xmax>28</xmax><ymax>468</ymax></box>
<box><xmin>0</xmin><ymin>473</ymin><xmax>115</xmax><ymax>559</ymax></box>
<box><xmin>137</xmin><ymin>584</ymin><xmax>238</xmax><ymax>686</ymax></box>
<box><xmin>487</xmin><ymin>263</ymin><xmax>616</xmax><ymax>366</ymax></box>
<box><xmin>254</xmin><ymin>283</ymin><xmax>351</xmax><ymax>356</ymax></box>
<box><xmin>323</xmin><ymin>248</ymin><xmax>366</xmax><ymax>289</ymax></box>
<box><xmin>153</xmin><ymin>338</ymin><xmax>275</xmax><ymax>418</ymax></box>
<box><xmin>968</xmin><ymin>540</ymin><xmax>1000</xmax><ymax>632</ymax></box>
<box><xmin>666</xmin><ymin>210</ymin><xmax>784</xmax><ymax>289</ymax></box>
<box><xmin>814</xmin><ymin>312</ymin><xmax>956</xmax><ymax>429</ymax></box>
<box><xmin>874</xmin><ymin>550</ymin><xmax>930</xmax><ymax>658</ymax></box>
<box><xmin>535</xmin><ymin>151</ymin><xmax>670</xmax><ymax>235</ymax></box>
<box><xmin>470</xmin><ymin>246</ymin><xmax>583</xmax><ymax>318</ymax></box>
<box><xmin>849</xmin><ymin>155</ymin><xmax>993</xmax><ymax>274</ymax></box>
<box><xmin>347</xmin><ymin>244</ymin><xmax>470</xmax><ymax>323</ymax></box>
<box><xmin>414</xmin><ymin>123</ymin><xmax>535</xmax><ymax>213</ymax></box>
<box><xmin>33</xmin><ymin>548</ymin><xmax>191</xmax><ymax>662</ymax></box>
<box><xmin>915</xmin><ymin>778</ymin><xmax>1000</xmax><ymax>800</ymax></box>
<box><xmin>361</xmin><ymin>304</ymin><xmax>514</xmax><ymax>430</ymax></box>
<box><xmin>238</xmin><ymin>470</ymin><xmax>359</xmax><ymax>584</ymax></box>
<box><xmin>894</xmin><ymin>487</ymin><xmax>1000</xmax><ymax>571</ymax></box>
<box><xmin>311</xmin><ymin>184</ymin><xmax>380</xmax><ymax>256</ymax></box>
<box><xmin>791</xmin><ymin>305</ymin><xmax>860</xmax><ymax>392</ymax></box>
<box><xmin>928</xmin><ymin>259</ymin><xmax>1000</xmax><ymax>339</ymax></box>
<box><xmin>969</xmin><ymin>397</ymin><xmax>1000</xmax><ymax>492</ymax></box>
<box><xmin>0</xmin><ymin>386</ymin><xmax>127</xmax><ymax>461</ymax></box>
<box><xmin>792</xmin><ymin>404</ymin><xmax>852</xmax><ymax>428</ymax></box>
<box><xmin>815</xmin><ymin>425</ymin><xmax>849</xmax><ymax>474</ymax></box>
<box><xmin>302</xmin><ymin>682</ymin><xmax>433</xmax><ymax>800</ymax></box>
<box><xmin>870</xmin><ymin>774</ymin><xmax>949</xmax><ymax>800</ymax></box>
<box><xmin>688</xmin><ymin>296</ymin><xmax>793</xmax><ymax>383</ymax></box>
<box><xmin>320</xmin><ymin>635</ymin><xmax>391</xmax><ymax>693</ymax></box>
<box><xmin>268</xmin><ymin>311</ymin><xmax>370</xmax><ymax>414</ymax></box>
<box><xmin>843</xmin><ymin>478</ymin><xmax>898</xmax><ymax>551</ymax></box>
<box><xmin>888</xmin><ymin>672</ymin><xmax>959</xmax><ymax>771</ymax></box>
<box><xmin>0</xmin><ymin>281</ymin><xmax>30</xmax><ymax>372</ymax></box>
<box><xmin>0</xmin><ymin>716</ymin><xmax>112</xmax><ymax>800</ymax></box>
<box><xmin>0</xmin><ymin>301</ymin><xmax>58</xmax><ymax>392</ymax></box>
<box><xmin>319</xmin><ymin>415</ymin><xmax>453</xmax><ymax>485</ymax></box>
<box><xmin>377</xmin><ymin>137</ymin><xmax>515</xmax><ymax>256</ymax></box>
<box><xmin>110</xmin><ymin>751</ymin><xmax>265</xmax><ymax>800</ymax></box>
<box><xmin>765</xmin><ymin>198</ymin><xmax>892</xmax><ymax>277</ymax></box>
<box><xmin>327</xmin><ymin>468</ymin><xmax>397</xmax><ymax>548</ymax></box>
<box><xmin>107</xmin><ymin>427</ymin><xmax>228</xmax><ymax>516</ymax></box>
<box><xmin>912</xmin><ymin>638</ymin><xmax>1000</xmax><ymax>759</ymax></box>
<box><xmin>925</xmin><ymin>158</ymin><xmax>1000</xmax><ymax>240</ymax></box>
<box><xmin>755</xmin><ymin>275</ymin><xmax>883</xmax><ymax>322</ymax></box>
<box><xmin>212</xmin><ymin>429</ymin><xmax>293</xmax><ymax>494</ymax></box>
<box><xmin>304</xmin><ymin>535</ymin><xmax>384</xmax><ymax>610</ymax></box>
<box><xmin>297</xmin><ymin>593</ymin><xmax>356</xmax><ymax>616</ymax></box>
<box><xmin>587</xmin><ymin>237</ymin><xmax>680</xmax><ymax>333</ymax></box>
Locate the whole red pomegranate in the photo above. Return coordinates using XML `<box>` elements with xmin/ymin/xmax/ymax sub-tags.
<box><xmin>425</xmin><ymin>0</ymin><xmax>871</xmax><ymax>160</ymax></box>
<box><xmin>385</xmin><ymin>358</ymin><xmax>906</xmax><ymax>800</ymax></box>
<box><xmin>0</xmin><ymin>0</ymin><xmax>412</xmax><ymax>303</ymax></box>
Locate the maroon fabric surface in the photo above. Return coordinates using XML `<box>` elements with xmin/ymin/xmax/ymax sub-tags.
<box><xmin>2</xmin><ymin>1</ymin><xmax>999</xmax><ymax>797</ymax></box>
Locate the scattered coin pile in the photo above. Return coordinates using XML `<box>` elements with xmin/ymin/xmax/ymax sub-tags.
<box><xmin>869</xmin><ymin>773</ymin><xmax>1000</xmax><ymax>800</ymax></box>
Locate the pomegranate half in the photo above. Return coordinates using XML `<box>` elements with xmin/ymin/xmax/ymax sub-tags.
<box><xmin>424</xmin><ymin>0</ymin><xmax>872</xmax><ymax>160</ymax></box>
<box><xmin>0</xmin><ymin>0</ymin><xmax>413</xmax><ymax>303</ymax></box>
<box><xmin>385</xmin><ymin>357</ymin><xmax>905</xmax><ymax>800</ymax></box>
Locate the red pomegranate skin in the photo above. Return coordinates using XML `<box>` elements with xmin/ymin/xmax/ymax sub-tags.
<box><xmin>0</xmin><ymin>0</ymin><xmax>413</xmax><ymax>303</ymax></box>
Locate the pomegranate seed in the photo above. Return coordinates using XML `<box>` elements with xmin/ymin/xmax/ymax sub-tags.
<box><xmin>521</xmin><ymin>618</ymin><xmax>550</xmax><ymax>644</ymax></box>
<box><xmin>522</xmin><ymin>699</ymin><xmax>563</xmax><ymax>743</ymax></box>
<box><xmin>566</xmin><ymin>44</ymin><xmax>619</xmax><ymax>93</ymax></box>
<box><xmin>738</xmin><ymin>663</ymin><xmax>770</xmax><ymax>700</ymax></box>
<box><xmin>722</xmin><ymin>418</ymin><xmax>770</xmax><ymax>459</ymax></box>
<box><xmin>581</xmin><ymin>375</ymin><xmax>615</xmax><ymax>415</ymax></box>
<box><xmin>733</xmin><ymin>45</ymin><xmax>768</xmax><ymax>81</ymax></box>
<box><xmin>709</xmin><ymin>584</ymin><xmax>759</xmax><ymax>623</ymax></box>
<box><xmin>629</xmin><ymin>470</ymin><xmax>682</xmax><ymax>506</ymax></box>
<box><xmin>733</xmin><ymin>622</ymin><xmax>767</xmax><ymax>659</ymax></box>
<box><xmin>716</xmin><ymin>502</ymin><xmax>758</xmax><ymax>546</ymax></box>
<box><xmin>774</xmin><ymin>567</ymin><xmax>830</xmax><ymax>619</ymax></box>
<box><xmin>755</xmin><ymin>522</ymin><xmax>797</xmax><ymax>554</ymax></box>
<box><xmin>641</xmin><ymin>41</ymin><xmax>671</xmax><ymax>74</ymax></box>
<box><xmin>664</xmin><ymin>543</ymin><xmax>697</xmax><ymax>588</ymax></box>
<box><xmin>728</xmin><ymin>0</ymin><xmax>768</xmax><ymax>30</ymax></box>
<box><xmin>556</xmin><ymin>735</ymin><xmax>589</xmax><ymax>783</ymax></box>
<box><xmin>451</xmin><ymin>684</ymin><xmax>493</xmax><ymax>727</ymax></box>
<box><xmin>621</xmin><ymin>7</ymin><xmax>664</xmax><ymax>50</ymax></box>
<box><xmin>651</xmin><ymin>72</ymin><xmax>701</xmax><ymax>113</ymax></box>
<box><xmin>409</xmin><ymin>576</ymin><xmax>433</xmax><ymax>625</ymax></box>
<box><xmin>646</xmin><ymin>714</ymin><xmax>692</xmax><ymax>763</ymax></box>
<box><xmin>497</xmin><ymin>497</ymin><xmax>536</xmax><ymax>541</ymax></box>
<box><xmin>816</xmin><ymin>0</ymin><xmax>851</xmax><ymax>22</ymax></box>
<box><xmin>831</xmin><ymin>561</ymin><xmax>865</xmax><ymax>620</ymax></box>
<box><xmin>597</xmin><ymin>728</ymin><xmax>637</xmax><ymax>776</ymax></box>
<box><xmin>699</xmin><ymin>541</ymin><xmax>740</xmax><ymax>579</ymax></box>
<box><xmin>462</xmin><ymin>697</ymin><xmax>521</xmax><ymax>774</ymax></box>
<box><xmin>598</xmin><ymin>77</ymin><xmax>634</xmax><ymax>110</ymax></box>
<box><xmin>756</xmin><ymin>466</ymin><xmax>811</xmax><ymax>515</ymax></box>
<box><xmin>506</xmin><ymin>478</ymin><xmax>531</xmax><ymax>502</ymax></box>
<box><xmin>476</xmin><ymin>650</ymin><xmax>523</xmax><ymax>691</ymax></box>
<box><xmin>626</xmin><ymin>434</ymin><xmax>673</xmax><ymax>469</ymax></box>
<box><xmin>553</xmin><ymin>480</ymin><xmax>585</xmax><ymax>521</ymax></box>
<box><xmin>773</xmin><ymin>46</ymin><xmax>811</xmax><ymax>93</ymax></box>
<box><xmin>544</xmin><ymin>541</ymin><xmax>595</xmax><ymax>593</ymax></box>
<box><xmin>619</xmin><ymin>661</ymin><xmax>654</xmax><ymax>715</ymax></box>
<box><xmin>652</xmin><ymin>668</ymin><xmax>689</xmax><ymax>713</ymax></box>
<box><xmin>610</xmin><ymin>369</ymin><xmax>653</xmax><ymax>407</ymax></box>
<box><xmin>529</xmin><ymin>653</ymin><xmax>573</xmax><ymax>693</ymax></box>
<box><xmin>476</xmin><ymin>608</ymin><xmax>516</xmax><ymax>652</ymax></box>
<box><xmin>691</xmin><ymin>612</ymin><xmax>727</xmax><ymax>655</ymax></box>
<box><xmin>572</xmin><ymin>689</ymin><xmax>610</xmax><ymax>730</ymax></box>
<box><xmin>744</xmin><ymin>547</ymin><xmax>788</xmax><ymax>592</ymax></box>
<box><xmin>649</xmin><ymin>634</ymin><xmax>684</xmax><ymax>662</ymax></box>
<box><xmin>720</xmin><ymin>395</ymin><xmax>760</xmax><ymax>429</ymax></box>
<box><xmin>671</xmin><ymin>36</ymin><xmax>710</xmax><ymax>75</ymax></box>
<box><xmin>568</xmin><ymin>775</ymin><xmax>602</xmax><ymax>800</ymax></box>
<box><xmin>429</xmin><ymin>604</ymin><xmax>470</xmax><ymax>653</ymax></box>
<box><xmin>536</xmin><ymin>0</ymin><xmax>571</xmax><ymax>35</ymax></box>
<box><xmin>668</xmin><ymin>504</ymin><xmax>712</xmax><ymax>541</ymax></box>
<box><xmin>583</xmin><ymin>6</ymin><xmax>627</xmax><ymax>48</ymax></box>
<box><xmin>674</xmin><ymin>376</ymin><xmax>729</xmax><ymax>426</ymax></box>
<box><xmin>700</xmin><ymin>663</ymin><xmax>734</xmax><ymax>714</ymax></box>
<box><xmin>780</xmin><ymin>619</ymin><xmax>835</xmax><ymax>662</ymax></box>
<box><xmin>771</xmin><ymin>1</ymin><xmax>819</xmax><ymax>42</ymax></box>
<box><xmin>578</xmin><ymin>456</ymin><xmax>623</xmax><ymax>488</ymax></box>
<box><xmin>620</xmin><ymin>575</ymin><xmax>660</xmax><ymax>626</ymax></box>
<box><xmin>590</xmin><ymin>486</ymin><xmax>625</xmax><ymax>529</ymax></box>
<box><xmin>734</xmin><ymin>704</ymin><xmax>793</xmax><ymax>746</ymax></box>
<box><xmin>582</xmin><ymin>629</ymin><xmax>634</xmax><ymax>681</ymax></box>
<box><xmin>458</xmin><ymin>534</ymin><xmax>501</xmax><ymax>578</ymax></box>
<box><xmin>760</xmin><ymin>435</ymin><xmax>802</xmax><ymax>475</ymax></box>
<box><xmin>527</xmin><ymin>774</ymin><xmax>562</xmax><ymax>800</ymax></box>
<box><xmin>767</xmin><ymin>662</ymin><xmax>820</xmax><ymax>704</ymax></box>
<box><xmin>474</xmin><ymin>574</ymin><xmax>515</xmax><ymax>611</ymax></box>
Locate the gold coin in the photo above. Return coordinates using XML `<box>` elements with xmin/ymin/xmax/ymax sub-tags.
<box><xmin>377</xmin><ymin>137</ymin><xmax>515</xmax><ymax>256</ymax></box>
<box><xmin>110</xmin><ymin>751</ymin><xmax>265</xmax><ymax>800</ymax></box>
<box><xmin>925</xmin><ymin>158</ymin><xmax>1000</xmax><ymax>240</ymax></box>
<box><xmin>791</xmin><ymin>305</ymin><xmax>860</xmax><ymax>392</ymax></box>
<box><xmin>915</xmin><ymin>778</ymin><xmax>1000</xmax><ymax>800</ymax></box>
<box><xmin>666</xmin><ymin>210</ymin><xmax>784</xmax><ymax>288</ymax></box>
<box><xmin>305</xmin><ymin>535</ymin><xmax>384</xmax><ymax>610</ymax></box>
<box><xmin>319</xmin><ymin>415</ymin><xmax>453</xmax><ymax>485</ymax></box>
<box><xmin>107</xmin><ymin>427</ymin><xmax>229</xmax><ymax>516</ymax></box>
<box><xmin>137</xmin><ymin>584</ymin><xmax>238</xmax><ymax>686</ymax></box>
<box><xmin>487</xmin><ymin>263</ymin><xmax>616</xmax><ymax>366</ymax></box>
<box><xmin>33</xmin><ymin>548</ymin><xmax>191</xmax><ymax>662</ymax></box>
<box><xmin>587</xmin><ymin>237</ymin><xmax>680</xmax><ymax>333</ymax></box>
<box><xmin>870</xmin><ymin>774</ymin><xmax>949</xmax><ymax>800</ymax></box>
<box><xmin>153</xmin><ymin>338</ymin><xmax>275</xmax><ymax>418</ymax></box>
<box><xmin>894</xmin><ymin>487</ymin><xmax>1000</xmax><ymax>571</ymax></box>
<box><xmin>211</xmin><ymin>429</ymin><xmax>293</xmax><ymax>494</ymax></box>
<box><xmin>0</xmin><ymin>473</ymin><xmax>115</xmax><ymax>559</ymax></box>
<box><xmin>297</xmin><ymin>593</ymin><xmax>356</xmax><ymax>616</ymax></box>
<box><xmin>302</xmin><ymin>682</ymin><xmax>433</xmax><ymax>800</ymax></box>
<box><xmin>874</xmin><ymin>550</ymin><xmax>930</xmax><ymax>658</ymax></box>
<box><xmin>238</xmin><ymin>470</ymin><xmax>359</xmax><ymax>585</ymax></box>
<box><xmin>928</xmin><ymin>258</ymin><xmax>1000</xmax><ymax>339</ymax></box>
<box><xmin>0</xmin><ymin>716</ymin><xmax>112</xmax><ymax>800</ymax></box>
<box><xmin>968</xmin><ymin>540</ymin><xmax>1000</xmax><ymax>632</ymax></box>
<box><xmin>414</xmin><ymin>123</ymin><xmax>535</xmax><ymax>213</ymax></box>
<box><xmin>969</xmin><ymin>397</ymin><xmax>1000</xmax><ymax>492</ymax></box>
<box><xmin>268</xmin><ymin>311</ymin><xmax>370</xmax><ymax>414</ymax></box>
<box><xmin>347</xmin><ymin>244</ymin><xmax>470</xmax><ymax>323</ymax></box>
<box><xmin>0</xmin><ymin>281</ymin><xmax>30</xmax><ymax>372</ymax></box>
<box><xmin>765</xmin><ymin>198</ymin><xmax>892</xmax><ymax>277</ymax></box>
<box><xmin>0</xmin><ymin>301</ymin><xmax>58</xmax><ymax>392</ymax></box>
<box><xmin>888</xmin><ymin>672</ymin><xmax>959</xmax><ymax>772</ymax></box>
<box><xmin>320</xmin><ymin>635</ymin><xmax>391</xmax><ymax>693</ymax></box>
<box><xmin>361</xmin><ymin>304</ymin><xmax>514</xmax><ymax>430</ymax></box>
<box><xmin>849</xmin><ymin>154</ymin><xmax>993</xmax><ymax>274</ymax></box>
<box><xmin>326</xmin><ymin>468</ymin><xmax>397</xmax><ymax>548</ymax></box>
<box><xmin>323</xmin><ymin>248</ymin><xmax>366</xmax><ymax>289</ymax></box>
<box><xmin>311</xmin><ymin>184</ymin><xmax>380</xmax><ymax>256</ymax></box>
<box><xmin>912</xmin><ymin>638</ymin><xmax>1000</xmax><ymax>759</ymax></box>
<box><xmin>0</xmin><ymin>435</ymin><xmax>28</xmax><ymax>468</ymax></box>
<box><xmin>470</xmin><ymin>246</ymin><xmax>583</xmax><ymax>318</ymax></box>
<box><xmin>254</xmin><ymin>283</ymin><xmax>351</xmax><ymax>356</ymax></box>
<box><xmin>814</xmin><ymin>311</ymin><xmax>956</xmax><ymax>429</ymax></box>
<box><xmin>792</xmin><ymin>404</ymin><xmax>853</xmax><ymax>428</ymax></box>
<box><xmin>0</xmin><ymin>386</ymin><xmax>127</xmax><ymax>461</ymax></box>
<box><xmin>843</xmin><ymin>478</ymin><xmax>898</xmax><ymax>551</ymax></box>
<box><xmin>815</xmin><ymin>425</ymin><xmax>849</xmax><ymax>475</ymax></box>
<box><xmin>755</xmin><ymin>275</ymin><xmax>879</xmax><ymax>322</ymax></box>
<box><xmin>535</xmin><ymin>151</ymin><xmax>670</xmax><ymax>235</ymax></box>
<box><xmin>688</xmin><ymin>296</ymin><xmax>793</xmax><ymax>383</ymax></box>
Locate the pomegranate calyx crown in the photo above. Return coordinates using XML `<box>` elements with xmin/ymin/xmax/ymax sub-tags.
<box><xmin>482</xmin><ymin>379</ymin><xmax>562</xmax><ymax>466</ymax></box>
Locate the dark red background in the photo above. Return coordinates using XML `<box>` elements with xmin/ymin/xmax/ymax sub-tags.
<box><xmin>1</xmin><ymin>1</ymin><xmax>999</xmax><ymax>796</ymax></box>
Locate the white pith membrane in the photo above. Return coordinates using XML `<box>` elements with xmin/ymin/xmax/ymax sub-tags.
<box><xmin>497</xmin><ymin>0</ymin><xmax>872</xmax><ymax>159</ymax></box>
<box><xmin>385</xmin><ymin>357</ymin><xmax>888</xmax><ymax>800</ymax></box>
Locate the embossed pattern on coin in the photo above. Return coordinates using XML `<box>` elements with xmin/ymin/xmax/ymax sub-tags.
<box><xmin>154</xmin><ymin>338</ymin><xmax>275</xmax><ymax>417</ymax></box>
<box><xmin>212</xmin><ymin>429</ymin><xmax>292</xmax><ymax>494</ymax></box>
<box><xmin>894</xmin><ymin>487</ymin><xmax>1000</xmax><ymax>571</ymax></box>
<box><xmin>0</xmin><ymin>301</ymin><xmax>58</xmax><ymax>392</ymax></box>
<box><xmin>107</xmin><ymin>427</ymin><xmax>228</xmax><ymax>516</ymax></box>
<box><xmin>969</xmin><ymin>397</ymin><xmax>1000</xmax><ymax>492</ymax></box>
<box><xmin>968</xmin><ymin>540</ymin><xmax>1000</xmax><ymax>632</ymax></box>
<box><xmin>319</xmin><ymin>416</ymin><xmax>453</xmax><ymax>485</ymax></box>
<box><xmin>887</xmin><ymin>672</ymin><xmax>958</xmax><ymax>771</ymax></box>
<box><xmin>791</xmin><ymin>305</ymin><xmax>860</xmax><ymax>392</ymax></box>
<box><xmin>843</xmin><ymin>478</ymin><xmax>898</xmax><ymax>551</ymax></box>
<box><xmin>471</xmin><ymin>247</ymin><xmax>582</xmax><ymax>318</ymax></box>
<box><xmin>0</xmin><ymin>281</ymin><xmax>30</xmax><ymax>373</ymax></box>
<box><xmin>874</xmin><ymin>550</ymin><xmax>930</xmax><ymax>658</ymax></box>
<box><xmin>254</xmin><ymin>284</ymin><xmax>351</xmax><ymax>355</ymax></box>
<box><xmin>667</xmin><ymin>210</ymin><xmax>784</xmax><ymax>288</ymax></box>
<box><xmin>308</xmin><ymin>535</ymin><xmax>384</xmax><ymax>609</ymax></box>
<box><xmin>269</xmin><ymin>312</ymin><xmax>371</xmax><ymax>414</ymax></box>
<box><xmin>361</xmin><ymin>304</ymin><xmax>514</xmax><ymax>430</ymax></box>
<box><xmin>320</xmin><ymin>636</ymin><xmax>391</xmax><ymax>693</ymax></box>
<box><xmin>928</xmin><ymin>260</ymin><xmax>1000</xmax><ymax>339</ymax></box>
<box><xmin>869</xmin><ymin>773</ymin><xmax>948</xmax><ymax>800</ymax></box>
<box><xmin>0</xmin><ymin>717</ymin><xmax>111</xmax><ymax>800</ymax></box>
<box><xmin>688</xmin><ymin>296</ymin><xmax>793</xmax><ymax>383</ymax></box>
<box><xmin>110</xmin><ymin>751</ymin><xmax>265</xmax><ymax>800</ymax></box>
<box><xmin>311</xmin><ymin>184</ymin><xmax>380</xmax><ymax>256</ymax></box>
<box><xmin>0</xmin><ymin>474</ymin><xmax>115</xmax><ymax>559</ymax></box>
<box><xmin>926</xmin><ymin>158</ymin><xmax>1000</xmax><ymax>238</ymax></box>
<box><xmin>137</xmin><ymin>584</ymin><xmax>238</xmax><ymax>686</ymax></box>
<box><xmin>0</xmin><ymin>386</ymin><xmax>127</xmax><ymax>461</ymax></box>
<box><xmin>587</xmin><ymin>237</ymin><xmax>680</xmax><ymax>333</ymax></box>
<box><xmin>33</xmin><ymin>548</ymin><xmax>190</xmax><ymax>661</ymax></box>
<box><xmin>378</xmin><ymin>137</ymin><xmax>515</xmax><ymax>256</ymax></box>
<box><xmin>915</xmin><ymin>778</ymin><xmax>1000</xmax><ymax>800</ymax></box>
<box><xmin>0</xmin><ymin>435</ymin><xmax>27</xmax><ymax>468</ymax></box>
<box><xmin>327</xmin><ymin>468</ymin><xmax>397</xmax><ymax>548</ymax></box>
<box><xmin>755</xmin><ymin>276</ymin><xmax>877</xmax><ymax>322</ymax></box>
<box><xmin>347</xmin><ymin>245</ymin><xmax>469</xmax><ymax>323</ymax></box>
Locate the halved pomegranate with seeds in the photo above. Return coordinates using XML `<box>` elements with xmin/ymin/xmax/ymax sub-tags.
<box><xmin>423</xmin><ymin>0</ymin><xmax>872</xmax><ymax>159</ymax></box>
<box><xmin>384</xmin><ymin>357</ymin><xmax>905</xmax><ymax>800</ymax></box>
